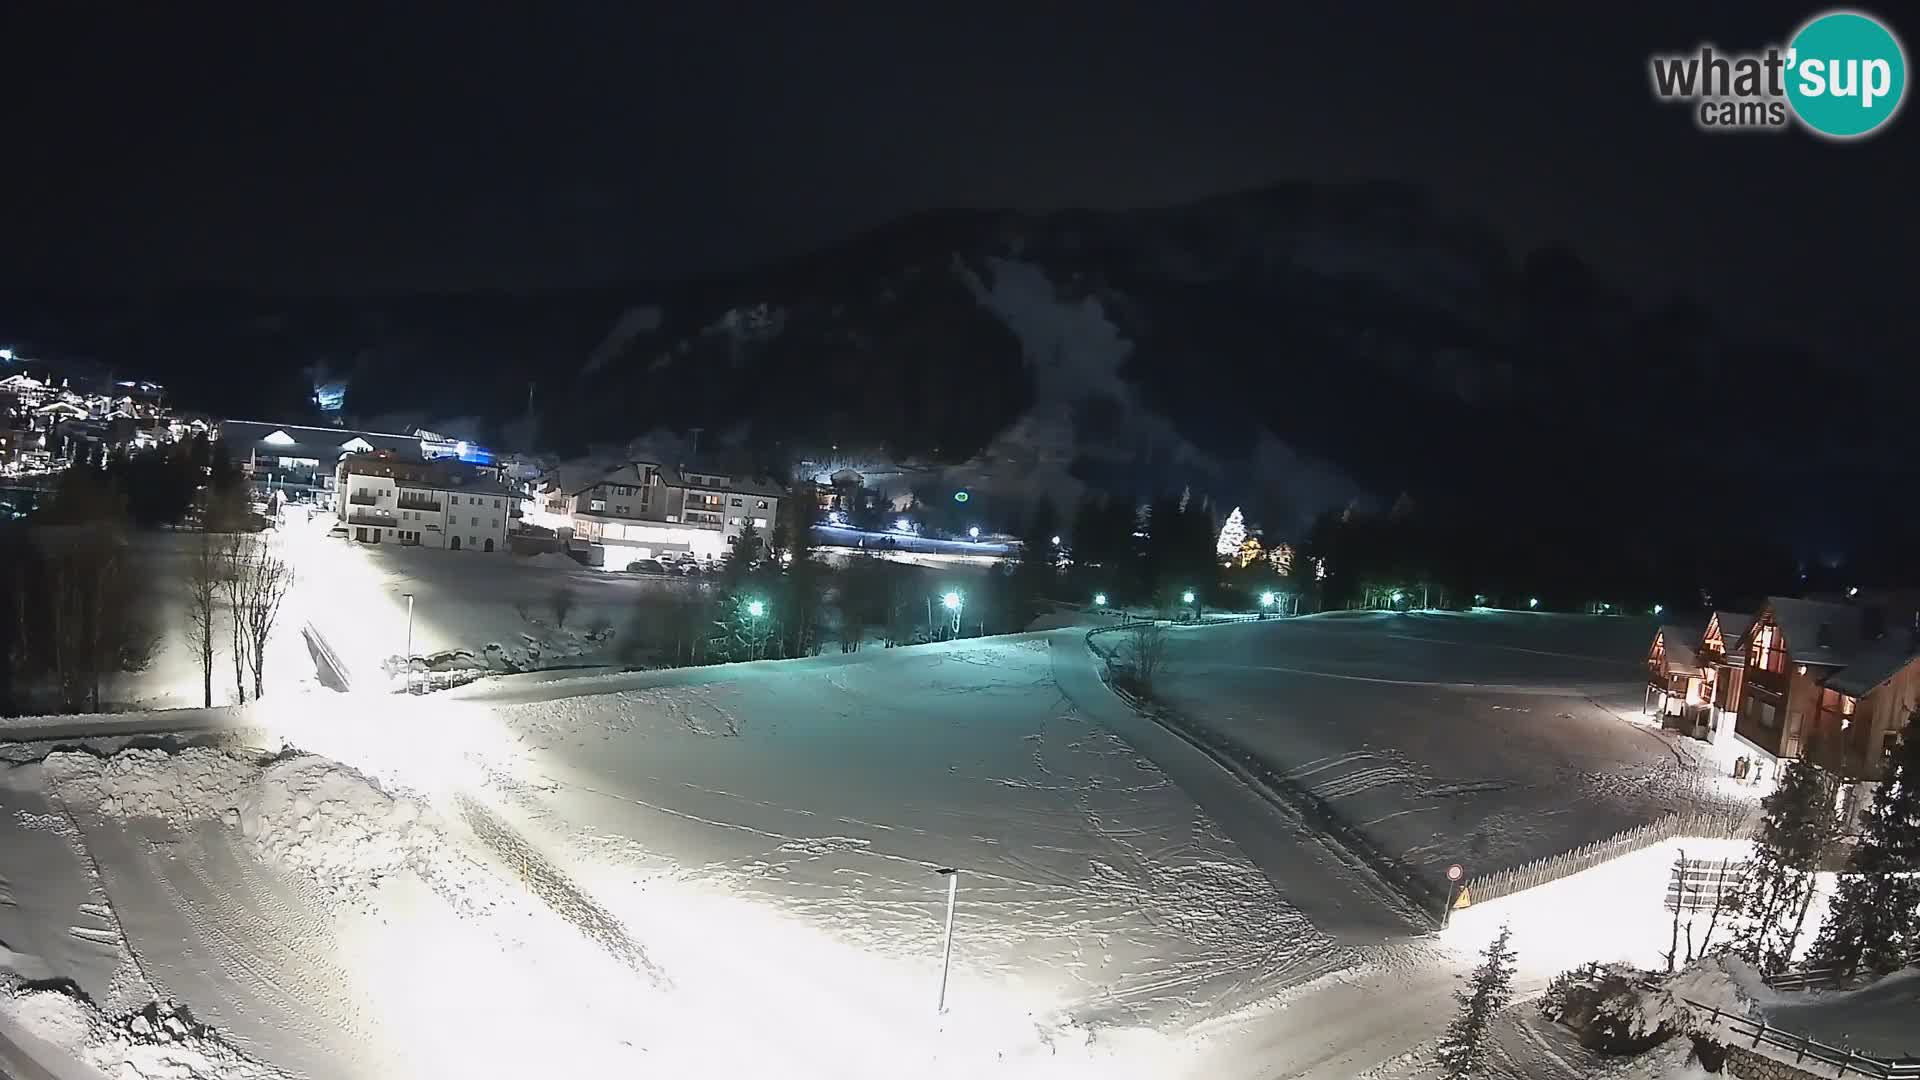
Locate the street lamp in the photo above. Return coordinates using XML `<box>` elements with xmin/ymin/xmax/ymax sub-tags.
<box><xmin>1528</xmin><ymin>597</ymin><xmax>1540</xmax><ymax>609</ymax></box>
<box><xmin>1181</xmin><ymin>590</ymin><xmax>1195</xmax><ymax>604</ymax></box>
<box><xmin>1653</xmin><ymin>603</ymin><xmax>1664</xmax><ymax>616</ymax></box>
<box><xmin>1050</xmin><ymin>535</ymin><xmax>1061</xmax><ymax>546</ymax></box>
<box><xmin>1093</xmin><ymin>592</ymin><xmax>1108</xmax><ymax>607</ymax></box>
<box><xmin>968</xmin><ymin>526</ymin><xmax>980</xmax><ymax>539</ymax></box>
<box><xmin>942</xmin><ymin>590</ymin><xmax>962</xmax><ymax>637</ymax></box>
<box><xmin>402</xmin><ymin>592</ymin><xmax>416</xmax><ymax>694</ymax></box>
<box><xmin>935</xmin><ymin>867</ymin><xmax>960</xmax><ymax>1014</ymax></box>
<box><xmin>746</xmin><ymin>598</ymin><xmax>766</xmax><ymax>658</ymax></box>
<box><xmin>1260</xmin><ymin>591</ymin><xmax>1275</xmax><ymax>608</ymax></box>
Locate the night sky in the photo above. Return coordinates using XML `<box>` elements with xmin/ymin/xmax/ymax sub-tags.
<box><xmin>1</xmin><ymin>4</ymin><xmax>1913</xmax><ymax>354</ymax></box>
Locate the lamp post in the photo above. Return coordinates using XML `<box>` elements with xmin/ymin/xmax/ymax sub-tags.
<box><xmin>1260</xmin><ymin>591</ymin><xmax>1275</xmax><ymax>618</ymax></box>
<box><xmin>942</xmin><ymin>590</ymin><xmax>962</xmax><ymax>638</ymax></box>
<box><xmin>935</xmin><ymin>867</ymin><xmax>959</xmax><ymax>1014</ymax></box>
<box><xmin>747</xmin><ymin>599</ymin><xmax>766</xmax><ymax>659</ymax></box>
<box><xmin>402</xmin><ymin>592</ymin><xmax>416</xmax><ymax>694</ymax></box>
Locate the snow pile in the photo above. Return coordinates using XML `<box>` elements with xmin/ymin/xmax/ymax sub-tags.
<box><xmin>1659</xmin><ymin>955</ymin><xmax>1756</xmax><ymax>1025</ymax></box>
<box><xmin>43</xmin><ymin>747</ymin><xmax>255</xmax><ymax>825</ymax></box>
<box><xmin>237</xmin><ymin>755</ymin><xmax>445</xmax><ymax>901</ymax></box>
<box><xmin>0</xmin><ymin>979</ymin><xmax>280</xmax><ymax>1079</ymax></box>
<box><xmin>43</xmin><ymin>745</ymin><xmax>449</xmax><ymax>903</ymax></box>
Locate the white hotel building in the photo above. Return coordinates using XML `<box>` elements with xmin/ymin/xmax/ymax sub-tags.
<box><xmin>335</xmin><ymin>452</ymin><xmax>516</xmax><ymax>553</ymax></box>
<box><xmin>533</xmin><ymin>460</ymin><xmax>782</xmax><ymax>566</ymax></box>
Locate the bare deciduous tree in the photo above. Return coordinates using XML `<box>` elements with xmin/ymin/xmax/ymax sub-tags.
<box><xmin>184</xmin><ymin>532</ymin><xmax>221</xmax><ymax>708</ymax></box>
<box><xmin>1125</xmin><ymin>622</ymin><xmax>1168</xmax><ymax>698</ymax></box>
<box><xmin>219</xmin><ymin>535</ymin><xmax>294</xmax><ymax>701</ymax></box>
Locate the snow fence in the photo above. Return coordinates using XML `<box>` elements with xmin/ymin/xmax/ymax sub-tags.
<box><xmin>1460</xmin><ymin>808</ymin><xmax>1756</xmax><ymax>908</ymax></box>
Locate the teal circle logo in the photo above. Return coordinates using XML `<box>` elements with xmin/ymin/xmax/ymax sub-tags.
<box><xmin>1786</xmin><ymin>10</ymin><xmax>1907</xmax><ymax>138</ymax></box>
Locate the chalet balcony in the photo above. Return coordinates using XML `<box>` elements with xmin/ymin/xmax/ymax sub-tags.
<box><xmin>348</xmin><ymin>492</ymin><xmax>381</xmax><ymax>506</ymax></box>
<box><xmin>396</xmin><ymin>496</ymin><xmax>439</xmax><ymax>512</ymax></box>
<box><xmin>347</xmin><ymin>510</ymin><xmax>395</xmax><ymax>527</ymax></box>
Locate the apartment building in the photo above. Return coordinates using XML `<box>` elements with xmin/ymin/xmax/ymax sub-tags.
<box><xmin>335</xmin><ymin>452</ymin><xmax>515</xmax><ymax>553</ymax></box>
<box><xmin>535</xmin><ymin>459</ymin><xmax>782</xmax><ymax>565</ymax></box>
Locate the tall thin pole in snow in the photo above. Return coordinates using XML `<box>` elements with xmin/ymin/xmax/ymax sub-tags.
<box><xmin>403</xmin><ymin>592</ymin><xmax>416</xmax><ymax>695</ymax></box>
<box><xmin>936</xmin><ymin>867</ymin><xmax>959</xmax><ymax>1014</ymax></box>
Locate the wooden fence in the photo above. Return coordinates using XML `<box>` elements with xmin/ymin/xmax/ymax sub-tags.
<box><xmin>1689</xmin><ymin>997</ymin><xmax>1920</xmax><ymax>1078</ymax></box>
<box><xmin>1460</xmin><ymin>808</ymin><xmax>1753</xmax><ymax>907</ymax></box>
<box><xmin>1666</xmin><ymin>855</ymin><xmax>1746</xmax><ymax>912</ymax></box>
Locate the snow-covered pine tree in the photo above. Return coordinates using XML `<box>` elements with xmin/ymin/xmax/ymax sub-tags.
<box><xmin>1807</xmin><ymin>719</ymin><xmax>1920</xmax><ymax>978</ymax></box>
<box><xmin>1435</xmin><ymin>923</ymin><xmax>1517</xmax><ymax>1078</ymax></box>
<box><xmin>1733</xmin><ymin>757</ymin><xmax>1842</xmax><ymax>973</ymax></box>
<box><xmin>1216</xmin><ymin>506</ymin><xmax>1247</xmax><ymax>561</ymax></box>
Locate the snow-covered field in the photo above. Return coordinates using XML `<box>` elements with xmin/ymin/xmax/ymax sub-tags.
<box><xmin>2</xmin><ymin>610</ymin><xmax>1822</xmax><ymax>1080</ymax></box>
<box><xmin>1147</xmin><ymin>612</ymin><xmax>1702</xmax><ymax>884</ymax></box>
<box><xmin>2</xmin><ymin>632</ymin><xmax>1413</xmax><ymax>1079</ymax></box>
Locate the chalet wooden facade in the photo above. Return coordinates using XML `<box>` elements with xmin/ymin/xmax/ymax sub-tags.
<box><xmin>1728</xmin><ymin>598</ymin><xmax>1916</xmax><ymax>781</ymax></box>
<box><xmin>1645</xmin><ymin>624</ymin><xmax>1709</xmax><ymax>736</ymax></box>
<box><xmin>1647</xmin><ymin>600</ymin><xmax>1914</xmax><ymax>782</ymax></box>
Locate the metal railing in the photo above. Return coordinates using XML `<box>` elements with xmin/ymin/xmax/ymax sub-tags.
<box><xmin>1688</xmin><ymin>997</ymin><xmax>1920</xmax><ymax>1078</ymax></box>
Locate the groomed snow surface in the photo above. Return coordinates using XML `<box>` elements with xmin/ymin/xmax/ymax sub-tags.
<box><xmin>0</xmin><ymin>613</ymin><xmax>1805</xmax><ymax>1078</ymax></box>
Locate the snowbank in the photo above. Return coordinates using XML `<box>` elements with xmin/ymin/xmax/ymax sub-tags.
<box><xmin>44</xmin><ymin>747</ymin><xmax>448</xmax><ymax>903</ymax></box>
<box><xmin>0</xmin><ymin>978</ymin><xmax>279</xmax><ymax>1080</ymax></box>
<box><xmin>237</xmin><ymin>755</ymin><xmax>447</xmax><ymax>901</ymax></box>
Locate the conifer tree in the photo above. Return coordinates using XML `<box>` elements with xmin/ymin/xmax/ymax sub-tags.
<box><xmin>1436</xmin><ymin>923</ymin><xmax>1517</xmax><ymax>1078</ymax></box>
<box><xmin>1808</xmin><ymin>721</ymin><xmax>1920</xmax><ymax>978</ymax></box>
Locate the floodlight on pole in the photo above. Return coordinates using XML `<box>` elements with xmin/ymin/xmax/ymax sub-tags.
<box><xmin>1528</xmin><ymin>597</ymin><xmax>1539</xmax><ymax>609</ymax></box>
<box><xmin>1260</xmin><ymin>591</ymin><xmax>1275</xmax><ymax>608</ymax></box>
<box><xmin>968</xmin><ymin>526</ymin><xmax>980</xmax><ymax>539</ymax></box>
<box><xmin>1181</xmin><ymin>590</ymin><xmax>1195</xmax><ymax>604</ymax></box>
<box><xmin>1093</xmin><ymin>592</ymin><xmax>1108</xmax><ymax>607</ymax></box>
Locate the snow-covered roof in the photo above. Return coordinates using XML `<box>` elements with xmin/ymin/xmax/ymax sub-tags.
<box><xmin>1707</xmin><ymin>611</ymin><xmax>1752</xmax><ymax>652</ymax></box>
<box><xmin>220</xmin><ymin>420</ymin><xmax>422</xmax><ymax>461</ymax></box>
<box><xmin>1760</xmin><ymin>596</ymin><xmax>1871</xmax><ymax>668</ymax></box>
<box><xmin>1657</xmin><ymin>626</ymin><xmax>1701</xmax><ymax>674</ymax></box>
<box><xmin>1824</xmin><ymin>642</ymin><xmax>1920</xmax><ymax>697</ymax></box>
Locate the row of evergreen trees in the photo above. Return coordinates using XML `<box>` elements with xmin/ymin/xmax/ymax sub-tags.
<box><xmin>1740</xmin><ymin>729</ymin><xmax>1920</xmax><ymax>979</ymax></box>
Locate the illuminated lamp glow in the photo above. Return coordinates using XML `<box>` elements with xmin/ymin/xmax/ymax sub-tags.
<box><xmin>942</xmin><ymin>591</ymin><xmax>961</xmax><ymax>611</ymax></box>
<box><xmin>1181</xmin><ymin>590</ymin><xmax>1195</xmax><ymax>604</ymax></box>
<box><xmin>1093</xmin><ymin>593</ymin><xmax>1108</xmax><ymax>606</ymax></box>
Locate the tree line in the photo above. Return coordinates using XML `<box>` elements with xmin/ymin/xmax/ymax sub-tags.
<box><xmin>1</xmin><ymin>440</ymin><xmax>284</xmax><ymax>715</ymax></box>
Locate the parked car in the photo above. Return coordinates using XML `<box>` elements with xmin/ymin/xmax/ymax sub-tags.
<box><xmin>627</xmin><ymin>558</ymin><xmax>668</xmax><ymax>575</ymax></box>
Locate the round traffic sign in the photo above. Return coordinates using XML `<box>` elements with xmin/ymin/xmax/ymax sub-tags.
<box><xmin>1446</xmin><ymin>864</ymin><xmax>1464</xmax><ymax>882</ymax></box>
